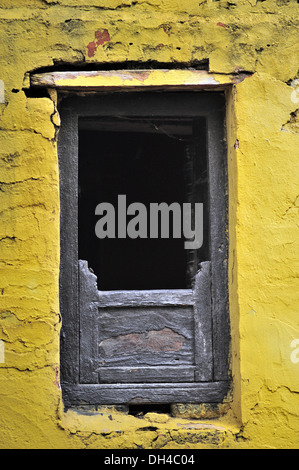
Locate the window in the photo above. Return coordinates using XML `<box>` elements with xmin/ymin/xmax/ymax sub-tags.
<box><xmin>58</xmin><ymin>91</ymin><xmax>229</xmax><ymax>408</ymax></box>
<box><xmin>79</xmin><ymin>116</ymin><xmax>208</xmax><ymax>290</ymax></box>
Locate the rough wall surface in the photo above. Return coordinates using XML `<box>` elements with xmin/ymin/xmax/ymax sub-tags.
<box><xmin>0</xmin><ymin>0</ymin><xmax>298</xmax><ymax>449</ymax></box>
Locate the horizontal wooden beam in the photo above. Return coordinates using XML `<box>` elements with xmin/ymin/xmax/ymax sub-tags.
<box><xmin>62</xmin><ymin>381</ymin><xmax>230</xmax><ymax>405</ymax></box>
<box><xmin>30</xmin><ymin>69</ymin><xmax>250</xmax><ymax>91</ymax></box>
<box><xmin>98</xmin><ymin>365</ymin><xmax>196</xmax><ymax>383</ymax></box>
<box><xmin>96</xmin><ymin>289</ymin><xmax>194</xmax><ymax>307</ymax></box>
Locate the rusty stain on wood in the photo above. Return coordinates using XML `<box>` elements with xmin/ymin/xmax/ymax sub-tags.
<box><xmin>99</xmin><ymin>327</ymin><xmax>185</xmax><ymax>357</ymax></box>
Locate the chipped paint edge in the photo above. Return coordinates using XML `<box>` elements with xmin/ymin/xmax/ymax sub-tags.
<box><xmin>30</xmin><ymin>69</ymin><xmax>251</xmax><ymax>91</ymax></box>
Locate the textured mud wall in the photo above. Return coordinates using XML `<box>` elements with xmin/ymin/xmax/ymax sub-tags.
<box><xmin>0</xmin><ymin>0</ymin><xmax>298</xmax><ymax>449</ymax></box>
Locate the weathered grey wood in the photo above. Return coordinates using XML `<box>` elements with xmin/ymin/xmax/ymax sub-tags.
<box><xmin>98</xmin><ymin>306</ymin><xmax>194</xmax><ymax>367</ymax></box>
<box><xmin>98</xmin><ymin>306</ymin><xmax>193</xmax><ymax>340</ymax></box>
<box><xmin>193</xmin><ymin>262</ymin><xmax>213</xmax><ymax>381</ymax></box>
<box><xmin>184</xmin><ymin>143</ymin><xmax>198</xmax><ymax>288</ymax></box>
<box><xmin>79</xmin><ymin>260</ymin><xmax>99</xmax><ymax>384</ymax></box>
<box><xmin>62</xmin><ymin>92</ymin><xmax>225</xmax><ymax>121</ymax></box>
<box><xmin>62</xmin><ymin>381</ymin><xmax>230</xmax><ymax>406</ymax></box>
<box><xmin>206</xmin><ymin>102</ymin><xmax>230</xmax><ymax>381</ymax></box>
<box><xmin>97</xmin><ymin>289</ymin><xmax>193</xmax><ymax>307</ymax></box>
<box><xmin>79</xmin><ymin>118</ymin><xmax>193</xmax><ymax>135</ymax></box>
<box><xmin>58</xmin><ymin>107</ymin><xmax>79</xmax><ymax>385</ymax></box>
<box><xmin>98</xmin><ymin>366</ymin><xmax>195</xmax><ymax>383</ymax></box>
<box><xmin>79</xmin><ymin>260</ymin><xmax>99</xmax><ymax>301</ymax></box>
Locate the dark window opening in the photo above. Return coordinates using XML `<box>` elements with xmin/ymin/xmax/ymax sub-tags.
<box><xmin>128</xmin><ymin>403</ymin><xmax>172</xmax><ymax>417</ymax></box>
<box><xmin>78</xmin><ymin>117</ymin><xmax>208</xmax><ymax>291</ymax></box>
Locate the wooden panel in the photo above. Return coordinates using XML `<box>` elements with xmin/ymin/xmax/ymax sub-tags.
<box><xmin>193</xmin><ymin>261</ymin><xmax>213</xmax><ymax>381</ymax></box>
<box><xmin>98</xmin><ymin>306</ymin><xmax>194</xmax><ymax>369</ymax></box>
<box><xmin>98</xmin><ymin>366</ymin><xmax>195</xmax><ymax>383</ymax></box>
<box><xmin>62</xmin><ymin>381</ymin><xmax>230</xmax><ymax>406</ymax></box>
<box><xmin>78</xmin><ymin>261</ymin><xmax>214</xmax><ymax>385</ymax></box>
<box><xmin>68</xmin><ymin>92</ymin><xmax>224</xmax><ymax>120</ymax></box>
<box><xmin>79</xmin><ymin>260</ymin><xmax>99</xmax><ymax>384</ymax></box>
<box><xmin>58</xmin><ymin>107</ymin><xmax>80</xmax><ymax>385</ymax></box>
<box><xmin>97</xmin><ymin>289</ymin><xmax>193</xmax><ymax>307</ymax></box>
<box><xmin>206</xmin><ymin>103</ymin><xmax>230</xmax><ymax>380</ymax></box>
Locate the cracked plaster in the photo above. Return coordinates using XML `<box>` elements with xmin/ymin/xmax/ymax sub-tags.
<box><xmin>0</xmin><ymin>0</ymin><xmax>298</xmax><ymax>450</ymax></box>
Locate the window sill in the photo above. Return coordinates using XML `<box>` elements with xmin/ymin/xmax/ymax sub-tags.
<box><xmin>61</xmin><ymin>405</ymin><xmax>241</xmax><ymax>448</ymax></box>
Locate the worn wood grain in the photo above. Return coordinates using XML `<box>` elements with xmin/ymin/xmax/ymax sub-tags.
<box><xmin>98</xmin><ymin>306</ymin><xmax>194</xmax><ymax>340</ymax></box>
<box><xmin>98</xmin><ymin>306</ymin><xmax>194</xmax><ymax>368</ymax></box>
<box><xmin>98</xmin><ymin>366</ymin><xmax>195</xmax><ymax>383</ymax></box>
<box><xmin>79</xmin><ymin>260</ymin><xmax>99</xmax><ymax>384</ymax></box>
<box><xmin>58</xmin><ymin>107</ymin><xmax>80</xmax><ymax>385</ymax></box>
<box><xmin>62</xmin><ymin>381</ymin><xmax>230</xmax><ymax>406</ymax></box>
<box><xmin>206</xmin><ymin>101</ymin><xmax>230</xmax><ymax>380</ymax></box>
<box><xmin>97</xmin><ymin>289</ymin><xmax>193</xmax><ymax>307</ymax></box>
<box><xmin>193</xmin><ymin>261</ymin><xmax>213</xmax><ymax>381</ymax></box>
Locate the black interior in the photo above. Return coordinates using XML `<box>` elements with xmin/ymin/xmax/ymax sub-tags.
<box><xmin>78</xmin><ymin>118</ymin><xmax>207</xmax><ymax>291</ymax></box>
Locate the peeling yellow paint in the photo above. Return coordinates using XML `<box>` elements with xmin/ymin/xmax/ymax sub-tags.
<box><xmin>31</xmin><ymin>69</ymin><xmax>245</xmax><ymax>90</ymax></box>
<box><xmin>0</xmin><ymin>0</ymin><xmax>298</xmax><ymax>450</ymax></box>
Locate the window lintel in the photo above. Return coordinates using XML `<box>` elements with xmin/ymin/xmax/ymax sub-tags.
<box><xmin>30</xmin><ymin>69</ymin><xmax>248</xmax><ymax>92</ymax></box>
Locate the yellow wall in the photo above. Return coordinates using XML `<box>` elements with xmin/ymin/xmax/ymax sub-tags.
<box><xmin>0</xmin><ymin>0</ymin><xmax>298</xmax><ymax>449</ymax></box>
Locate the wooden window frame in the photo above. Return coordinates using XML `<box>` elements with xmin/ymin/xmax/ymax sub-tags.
<box><xmin>56</xmin><ymin>89</ymin><xmax>230</xmax><ymax>408</ymax></box>
<box><xmin>28</xmin><ymin>69</ymin><xmax>237</xmax><ymax>408</ymax></box>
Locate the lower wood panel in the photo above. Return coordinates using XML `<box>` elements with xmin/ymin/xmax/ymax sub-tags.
<box><xmin>62</xmin><ymin>381</ymin><xmax>230</xmax><ymax>406</ymax></box>
<box><xmin>98</xmin><ymin>306</ymin><xmax>195</xmax><ymax>368</ymax></box>
<box><xmin>98</xmin><ymin>365</ymin><xmax>195</xmax><ymax>383</ymax></box>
